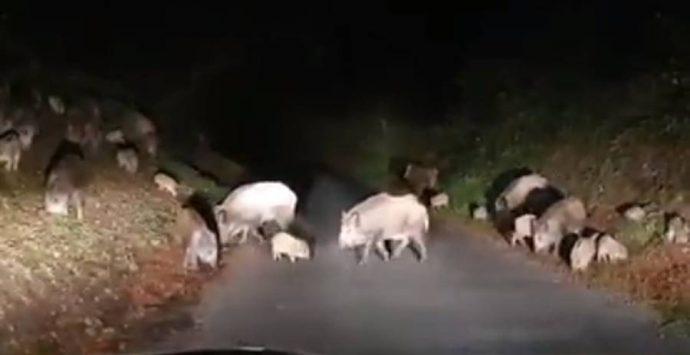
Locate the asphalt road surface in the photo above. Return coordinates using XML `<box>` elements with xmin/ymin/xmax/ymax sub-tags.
<box><xmin>148</xmin><ymin>174</ymin><xmax>690</xmax><ymax>355</ymax></box>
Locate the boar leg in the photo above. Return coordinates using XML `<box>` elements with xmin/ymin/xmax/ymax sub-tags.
<box><xmin>12</xmin><ymin>153</ymin><xmax>19</xmax><ymax>171</ymax></box>
<box><xmin>392</xmin><ymin>238</ymin><xmax>410</xmax><ymax>259</ymax></box>
<box><xmin>375</xmin><ymin>239</ymin><xmax>390</xmax><ymax>261</ymax></box>
<box><xmin>184</xmin><ymin>247</ymin><xmax>199</xmax><ymax>271</ymax></box>
<box><xmin>358</xmin><ymin>240</ymin><xmax>374</xmax><ymax>265</ymax></box>
<box><xmin>73</xmin><ymin>192</ymin><xmax>84</xmax><ymax>221</ymax></box>
<box><xmin>183</xmin><ymin>234</ymin><xmax>199</xmax><ymax>271</ymax></box>
<box><xmin>411</xmin><ymin>235</ymin><xmax>428</xmax><ymax>262</ymax></box>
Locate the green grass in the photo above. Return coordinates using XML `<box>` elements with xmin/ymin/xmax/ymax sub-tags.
<box><xmin>657</xmin><ymin>303</ymin><xmax>690</xmax><ymax>337</ymax></box>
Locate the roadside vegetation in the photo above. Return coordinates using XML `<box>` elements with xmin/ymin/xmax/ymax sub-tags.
<box><xmin>337</xmin><ymin>27</ymin><xmax>690</xmax><ymax>336</ymax></box>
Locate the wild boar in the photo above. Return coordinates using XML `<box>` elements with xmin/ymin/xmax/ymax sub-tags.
<box><xmin>0</xmin><ymin>115</ymin><xmax>13</xmax><ymax>133</ymax></box>
<box><xmin>471</xmin><ymin>204</ymin><xmax>489</xmax><ymax>220</ymax></box>
<box><xmin>121</xmin><ymin>111</ymin><xmax>158</xmax><ymax>157</ymax></box>
<box><xmin>271</xmin><ymin>231</ymin><xmax>311</xmax><ymax>262</ymax></box>
<box><xmin>65</xmin><ymin>123</ymin><xmax>84</xmax><ymax>144</ymax></box>
<box><xmin>430</xmin><ymin>192</ymin><xmax>449</xmax><ymax>210</ymax></box>
<box><xmin>214</xmin><ymin>181</ymin><xmax>297</xmax><ymax>245</ymax></box>
<box><xmin>494</xmin><ymin>173</ymin><xmax>550</xmax><ymax>213</ymax></box>
<box><xmin>44</xmin><ymin>153</ymin><xmax>87</xmax><ymax>220</ymax></box>
<box><xmin>83</xmin><ymin>120</ymin><xmax>103</xmax><ymax>153</ymax></box>
<box><xmin>665</xmin><ymin>214</ymin><xmax>690</xmax><ymax>244</ymax></box>
<box><xmin>339</xmin><ymin>192</ymin><xmax>429</xmax><ymax>264</ymax></box>
<box><xmin>622</xmin><ymin>205</ymin><xmax>646</xmax><ymax>222</ymax></box>
<box><xmin>116</xmin><ymin>147</ymin><xmax>139</xmax><ymax>174</ymax></box>
<box><xmin>154</xmin><ymin>172</ymin><xmax>178</xmax><ymax>196</ymax></box>
<box><xmin>105</xmin><ymin>129</ymin><xmax>126</xmax><ymax>144</ymax></box>
<box><xmin>16</xmin><ymin>123</ymin><xmax>37</xmax><ymax>150</ymax></box>
<box><xmin>140</xmin><ymin>131</ymin><xmax>157</xmax><ymax>158</ymax></box>
<box><xmin>175</xmin><ymin>206</ymin><xmax>218</xmax><ymax>271</ymax></box>
<box><xmin>511</xmin><ymin>213</ymin><xmax>536</xmax><ymax>246</ymax></box>
<box><xmin>595</xmin><ymin>233</ymin><xmax>628</xmax><ymax>263</ymax></box>
<box><xmin>403</xmin><ymin>163</ymin><xmax>439</xmax><ymax>196</ymax></box>
<box><xmin>0</xmin><ymin>131</ymin><xmax>21</xmax><ymax>171</ymax></box>
<box><xmin>532</xmin><ymin>196</ymin><xmax>587</xmax><ymax>254</ymax></box>
<box><xmin>48</xmin><ymin>96</ymin><xmax>65</xmax><ymax>115</ymax></box>
<box><xmin>570</xmin><ymin>235</ymin><xmax>597</xmax><ymax>271</ymax></box>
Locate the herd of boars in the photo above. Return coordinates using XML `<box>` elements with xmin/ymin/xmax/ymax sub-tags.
<box><xmin>200</xmin><ymin>174</ymin><xmax>435</xmax><ymax>268</ymax></box>
<box><xmin>480</xmin><ymin>172</ymin><xmax>630</xmax><ymax>271</ymax></box>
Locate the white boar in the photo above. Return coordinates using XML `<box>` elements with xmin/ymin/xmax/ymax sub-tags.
<box><xmin>494</xmin><ymin>173</ymin><xmax>549</xmax><ymax>213</ymax></box>
<box><xmin>154</xmin><ymin>172</ymin><xmax>178</xmax><ymax>196</ymax></box>
<box><xmin>622</xmin><ymin>205</ymin><xmax>646</xmax><ymax>222</ymax></box>
<box><xmin>48</xmin><ymin>96</ymin><xmax>65</xmax><ymax>115</ymax></box>
<box><xmin>665</xmin><ymin>214</ymin><xmax>690</xmax><ymax>244</ymax></box>
<box><xmin>471</xmin><ymin>204</ymin><xmax>488</xmax><ymax>220</ymax></box>
<box><xmin>595</xmin><ymin>233</ymin><xmax>628</xmax><ymax>263</ymax></box>
<box><xmin>116</xmin><ymin>147</ymin><xmax>139</xmax><ymax>174</ymax></box>
<box><xmin>271</xmin><ymin>231</ymin><xmax>311</xmax><ymax>262</ymax></box>
<box><xmin>105</xmin><ymin>129</ymin><xmax>126</xmax><ymax>144</ymax></box>
<box><xmin>570</xmin><ymin>236</ymin><xmax>597</xmax><ymax>271</ymax></box>
<box><xmin>430</xmin><ymin>192</ymin><xmax>449</xmax><ymax>210</ymax></box>
<box><xmin>339</xmin><ymin>192</ymin><xmax>429</xmax><ymax>264</ymax></box>
<box><xmin>214</xmin><ymin>181</ymin><xmax>297</xmax><ymax>245</ymax></box>
<box><xmin>511</xmin><ymin>214</ymin><xmax>536</xmax><ymax>246</ymax></box>
<box><xmin>0</xmin><ymin>131</ymin><xmax>21</xmax><ymax>171</ymax></box>
<box><xmin>532</xmin><ymin>196</ymin><xmax>587</xmax><ymax>254</ymax></box>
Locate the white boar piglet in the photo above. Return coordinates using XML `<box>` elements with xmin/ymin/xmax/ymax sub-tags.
<box><xmin>214</xmin><ymin>181</ymin><xmax>297</xmax><ymax>245</ymax></box>
<box><xmin>665</xmin><ymin>214</ymin><xmax>690</xmax><ymax>244</ymax></box>
<box><xmin>570</xmin><ymin>235</ymin><xmax>596</xmax><ymax>271</ymax></box>
<box><xmin>154</xmin><ymin>172</ymin><xmax>178</xmax><ymax>196</ymax></box>
<box><xmin>430</xmin><ymin>192</ymin><xmax>449</xmax><ymax>210</ymax></box>
<box><xmin>45</xmin><ymin>154</ymin><xmax>87</xmax><ymax>220</ymax></box>
<box><xmin>533</xmin><ymin>196</ymin><xmax>587</xmax><ymax>254</ymax></box>
<box><xmin>48</xmin><ymin>96</ymin><xmax>65</xmax><ymax>115</ymax></box>
<box><xmin>105</xmin><ymin>129</ymin><xmax>126</xmax><ymax>144</ymax></box>
<box><xmin>511</xmin><ymin>214</ymin><xmax>536</xmax><ymax>246</ymax></box>
<box><xmin>595</xmin><ymin>233</ymin><xmax>628</xmax><ymax>263</ymax></box>
<box><xmin>117</xmin><ymin>147</ymin><xmax>139</xmax><ymax>174</ymax></box>
<box><xmin>339</xmin><ymin>192</ymin><xmax>429</xmax><ymax>264</ymax></box>
<box><xmin>0</xmin><ymin>131</ymin><xmax>21</xmax><ymax>171</ymax></box>
<box><xmin>271</xmin><ymin>232</ymin><xmax>310</xmax><ymax>262</ymax></box>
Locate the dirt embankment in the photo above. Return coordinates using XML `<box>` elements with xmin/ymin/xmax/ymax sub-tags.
<box><xmin>0</xmin><ymin>117</ymin><xmax>227</xmax><ymax>354</ymax></box>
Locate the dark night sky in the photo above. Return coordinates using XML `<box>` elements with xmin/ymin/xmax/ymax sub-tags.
<box><xmin>0</xmin><ymin>1</ymin><xmax>686</xmax><ymax>163</ymax></box>
<box><xmin>0</xmin><ymin>2</ymin><xmax>676</xmax><ymax>104</ymax></box>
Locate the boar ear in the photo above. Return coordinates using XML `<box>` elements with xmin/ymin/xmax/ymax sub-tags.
<box><xmin>215</xmin><ymin>208</ymin><xmax>227</xmax><ymax>224</ymax></box>
<box><xmin>352</xmin><ymin>212</ymin><xmax>361</xmax><ymax>226</ymax></box>
<box><xmin>404</xmin><ymin>164</ymin><xmax>412</xmax><ymax>179</ymax></box>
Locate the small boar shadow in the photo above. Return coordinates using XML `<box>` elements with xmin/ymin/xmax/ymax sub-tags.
<box><xmin>484</xmin><ymin>167</ymin><xmax>533</xmax><ymax>216</ymax></box>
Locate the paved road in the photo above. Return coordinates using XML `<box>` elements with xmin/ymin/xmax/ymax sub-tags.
<box><xmin>149</xmin><ymin>174</ymin><xmax>690</xmax><ymax>355</ymax></box>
